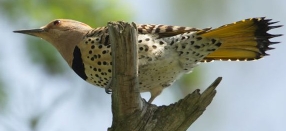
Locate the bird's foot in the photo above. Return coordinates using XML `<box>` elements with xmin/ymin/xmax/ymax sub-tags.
<box><xmin>105</xmin><ymin>79</ymin><xmax>112</xmax><ymax>94</ymax></box>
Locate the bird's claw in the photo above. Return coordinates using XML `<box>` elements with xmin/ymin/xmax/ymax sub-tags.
<box><xmin>105</xmin><ymin>79</ymin><xmax>112</xmax><ymax>94</ymax></box>
<box><xmin>105</xmin><ymin>87</ymin><xmax>112</xmax><ymax>94</ymax></box>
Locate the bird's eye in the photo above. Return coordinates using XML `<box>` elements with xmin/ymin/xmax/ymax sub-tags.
<box><xmin>53</xmin><ymin>20</ymin><xmax>61</xmax><ymax>26</ymax></box>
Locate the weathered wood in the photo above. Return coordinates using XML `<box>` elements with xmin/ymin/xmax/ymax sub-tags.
<box><xmin>108</xmin><ymin>21</ymin><xmax>142</xmax><ymax>128</ymax></box>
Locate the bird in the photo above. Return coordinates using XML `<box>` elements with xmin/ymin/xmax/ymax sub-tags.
<box><xmin>14</xmin><ymin>17</ymin><xmax>282</xmax><ymax>103</ymax></box>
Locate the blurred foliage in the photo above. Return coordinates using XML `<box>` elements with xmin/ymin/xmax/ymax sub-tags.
<box><xmin>0</xmin><ymin>0</ymin><xmax>131</xmax><ymax>75</ymax></box>
<box><xmin>168</xmin><ymin>0</ymin><xmax>229</xmax><ymax>26</ymax></box>
<box><xmin>0</xmin><ymin>56</ymin><xmax>6</xmax><ymax>110</ymax></box>
<box><xmin>0</xmin><ymin>81</ymin><xmax>6</xmax><ymax>111</ymax></box>
<box><xmin>178</xmin><ymin>69</ymin><xmax>202</xmax><ymax>95</ymax></box>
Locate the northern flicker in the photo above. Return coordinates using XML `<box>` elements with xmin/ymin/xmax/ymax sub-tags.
<box><xmin>14</xmin><ymin>17</ymin><xmax>282</xmax><ymax>103</ymax></box>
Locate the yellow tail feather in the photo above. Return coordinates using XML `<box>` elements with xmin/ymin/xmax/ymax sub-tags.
<box><xmin>201</xmin><ymin>17</ymin><xmax>282</xmax><ymax>61</ymax></box>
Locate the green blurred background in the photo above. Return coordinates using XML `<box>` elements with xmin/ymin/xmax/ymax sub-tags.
<box><xmin>0</xmin><ymin>0</ymin><xmax>285</xmax><ymax>131</ymax></box>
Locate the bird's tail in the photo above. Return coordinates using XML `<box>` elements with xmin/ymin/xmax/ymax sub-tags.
<box><xmin>200</xmin><ymin>17</ymin><xmax>282</xmax><ymax>62</ymax></box>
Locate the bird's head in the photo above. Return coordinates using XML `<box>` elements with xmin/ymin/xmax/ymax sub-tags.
<box><xmin>14</xmin><ymin>19</ymin><xmax>93</xmax><ymax>65</ymax></box>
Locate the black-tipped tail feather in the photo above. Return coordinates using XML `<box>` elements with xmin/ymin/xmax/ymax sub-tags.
<box><xmin>201</xmin><ymin>17</ymin><xmax>282</xmax><ymax>61</ymax></box>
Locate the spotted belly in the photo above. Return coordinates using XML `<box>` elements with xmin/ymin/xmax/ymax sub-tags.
<box><xmin>82</xmin><ymin>59</ymin><xmax>185</xmax><ymax>92</ymax></box>
<box><xmin>137</xmin><ymin>58</ymin><xmax>185</xmax><ymax>92</ymax></box>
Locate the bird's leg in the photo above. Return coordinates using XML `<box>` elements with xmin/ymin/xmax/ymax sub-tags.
<box><xmin>105</xmin><ymin>78</ymin><xmax>112</xmax><ymax>94</ymax></box>
<box><xmin>148</xmin><ymin>86</ymin><xmax>163</xmax><ymax>103</ymax></box>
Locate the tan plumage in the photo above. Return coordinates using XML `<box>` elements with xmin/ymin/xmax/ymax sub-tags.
<box><xmin>14</xmin><ymin>17</ymin><xmax>282</xmax><ymax>103</ymax></box>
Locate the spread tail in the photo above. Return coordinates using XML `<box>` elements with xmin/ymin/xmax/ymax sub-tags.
<box><xmin>200</xmin><ymin>17</ymin><xmax>282</xmax><ymax>61</ymax></box>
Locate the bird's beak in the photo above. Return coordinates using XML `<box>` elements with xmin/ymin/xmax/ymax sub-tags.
<box><xmin>13</xmin><ymin>29</ymin><xmax>45</xmax><ymax>36</ymax></box>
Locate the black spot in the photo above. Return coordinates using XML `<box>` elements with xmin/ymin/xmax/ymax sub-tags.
<box><xmin>91</xmin><ymin>45</ymin><xmax>95</xmax><ymax>49</ymax></box>
<box><xmin>145</xmin><ymin>38</ymin><xmax>150</xmax><ymax>41</ymax></box>
<box><xmin>90</xmin><ymin>57</ymin><xmax>94</xmax><ymax>61</ymax></box>
<box><xmin>207</xmin><ymin>49</ymin><xmax>216</xmax><ymax>51</ymax></box>
<box><xmin>96</xmin><ymin>38</ymin><xmax>100</xmax><ymax>41</ymax></box>
<box><xmin>94</xmin><ymin>55</ymin><xmax>98</xmax><ymax>59</ymax></box>
<box><xmin>88</xmin><ymin>39</ymin><xmax>91</xmax><ymax>41</ymax></box>
<box><xmin>98</xmin><ymin>45</ymin><xmax>103</xmax><ymax>49</ymax></box>
<box><xmin>108</xmin><ymin>69</ymin><xmax>111</xmax><ymax>73</ymax></box>
<box><xmin>95</xmin><ymin>74</ymin><xmax>99</xmax><ymax>77</ymax></box>
<box><xmin>89</xmin><ymin>50</ymin><xmax>92</xmax><ymax>54</ymax></box>
<box><xmin>98</xmin><ymin>69</ymin><xmax>101</xmax><ymax>72</ymax></box>
<box><xmin>138</xmin><ymin>28</ymin><xmax>143</xmax><ymax>33</ymax></box>
<box><xmin>93</xmin><ymin>68</ymin><xmax>97</xmax><ymax>71</ymax></box>
<box><xmin>139</xmin><ymin>47</ymin><xmax>144</xmax><ymax>51</ymax></box>
<box><xmin>104</xmin><ymin>35</ymin><xmax>109</xmax><ymax>45</ymax></box>
<box><xmin>211</xmin><ymin>39</ymin><xmax>216</xmax><ymax>44</ymax></box>
<box><xmin>103</xmin><ymin>61</ymin><xmax>107</xmax><ymax>65</ymax></box>
<box><xmin>98</xmin><ymin>61</ymin><xmax>101</xmax><ymax>65</ymax></box>
<box><xmin>110</xmin><ymin>62</ymin><xmax>112</xmax><ymax>65</ymax></box>
<box><xmin>72</xmin><ymin>46</ymin><xmax>87</xmax><ymax>80</ymax></box>
<box><xmin>194</xmin><ymin>45</ymin><xmax>200</xmax><ymax>49</ymax></box>
<box><xmin>182</xmin><ymin>45</ymin><xmax>186</xmax><ymax>49</ymax></box>
<box><xmin>91</xmin><ymin>41</ymin><xmax>94</xmax><ymax>44</ymax></box>
<box><xmin>85</xmin><ymin>41</ymin><xmax>88</xmax><ymax>44</ymax></box>
<box><xmin>182</xmin><ymin>36</ymin><xmax>186</xmax><ymax>40</ymax></box>
<box><xmin>190</xmin><ymin>41</ymin><xmax>195</xmax><ymax>45</ymax></box>
<box><xmin>144</xmin><ymin>45</ymin><xmax>149</xmax><ymax>51</ymax></box>
<box><xmin>166</xmin><ymin>26</ymin><xmax>173</xmax><ymax>32</ymax></box>
<box><xmin>98</xmin><ymin>54</ymin><xmax>101</xmax><ymax>58</ymax></box>
<box><xmin>215</xmin><ymin>42</ymin><xmax>222</xmax><ymax>47</ymax></box>
<box><xmin>159</xmin><ymin>41</ymin><xmax>164</xmax><ymax>45</ymax></box>
<box><xmin>138</xmin><ymin>40</ymin><xmax>142</xmax><ymax>43</ymax></box>
<box><xmin>102</xmin><ymin>50</ymin><xmax>107</xmax><ymax>54</ymax></box>
<box><xmin>170</xmin><ymin>40</ymin><xmax>174</xmax><ymax>45</ymax></box>
<box><xmin>107</xmin><ymin>45</ymin><xmax>111</xmax><ymax>48</ymax></box>
<box><xmin>152</xmin><ymin>45</ymin><xmax>157</xmax><ymax>49</ymax></box>
<box><xmin>196</xmin><ymin>37</ymin><xmax>202</xmax><ymax>41</ymax></box>
<box><xmin>155</xmin><ymin>25</ymin><xmax>163</xmax><ymax>33</ymax></box>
